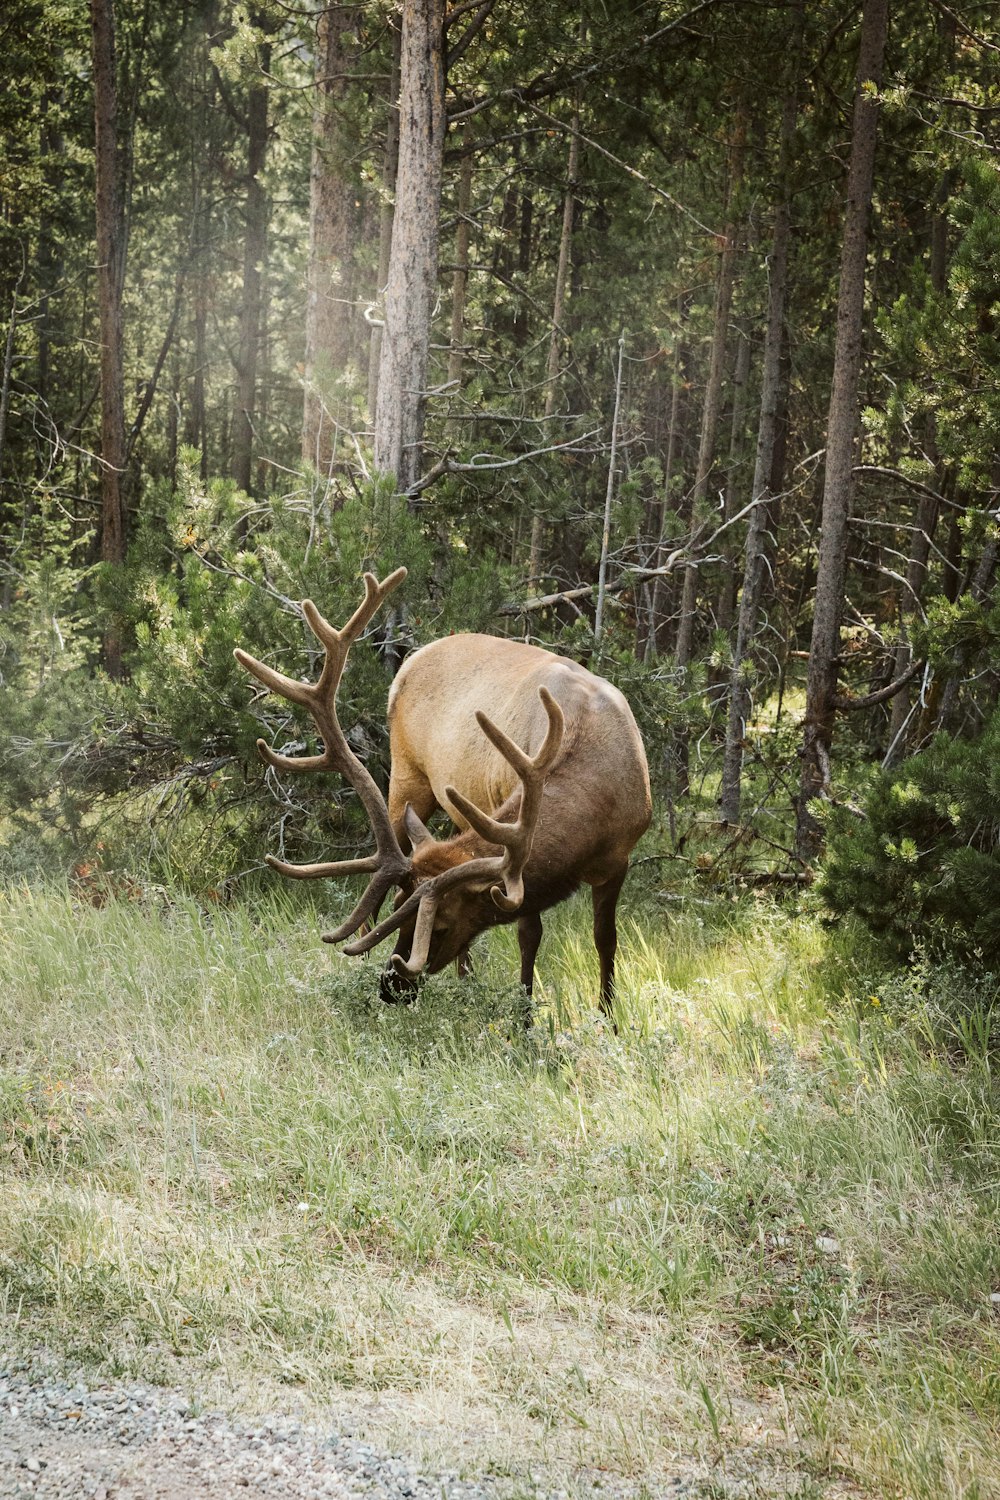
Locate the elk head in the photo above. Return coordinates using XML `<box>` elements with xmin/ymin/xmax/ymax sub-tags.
<box><xmin>234</xmin><ymin>570</ymin><xmax>564</xmax><ymax>996</ymax></box>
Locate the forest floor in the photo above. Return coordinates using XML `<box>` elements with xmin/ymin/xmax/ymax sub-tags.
<box><xmin>0</xmin><ymin>879</ymin><xmax>997</xmax><ymax>1500</ymax></box>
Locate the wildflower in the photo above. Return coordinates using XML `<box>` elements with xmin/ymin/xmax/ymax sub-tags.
<box><xmin>869</xmin><ymin>995</ymin><xmax>881</xmax><ymax>1007</ymax></box>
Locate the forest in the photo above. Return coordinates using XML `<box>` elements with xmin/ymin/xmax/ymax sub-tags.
<box><xmin>0</xmin><ymin>0</ymin><xmax>999</xmax><ymax>1497</ymax></box>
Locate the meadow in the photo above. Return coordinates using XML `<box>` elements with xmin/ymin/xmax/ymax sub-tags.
<box><xmin>0</xmin><ymin>875</ymin><xmax>997</xmax><ymax>1499</ymax></box>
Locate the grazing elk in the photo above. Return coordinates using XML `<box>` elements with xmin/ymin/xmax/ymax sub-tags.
<box><xmin>235</xmin><ymin>568</ymin><xmax>651</xmax><ymax>1016</ymax></box>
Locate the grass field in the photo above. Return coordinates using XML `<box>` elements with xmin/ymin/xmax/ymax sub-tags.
<box><xmin>0</xmin><ymin>876</ymin><xmax>998</xmax><ymax>1498</ymax></box>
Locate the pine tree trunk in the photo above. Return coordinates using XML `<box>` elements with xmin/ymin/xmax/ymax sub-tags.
<box><xmin>186</xmin><ymin>243</ymin><xmax>208</xmax><ymax>476</ymax></box>
<box><xmin>935</xmin><ymin>467</ymin><xmax>999</xmax><ymax>732</ymax></box>
<box><xmin>232</xmin><ymin>25</ymin><xmax>271</xmax><ymax>496</ymax></box>
<box><xmin>595</xmin><ymin>332</ymin><xmax>626</xmax><ymax>642</ymax></box>
<box><xmin>0</xmin><ymin>284</ymin><xmax>17</xmax><ymax>611</ymax></box>
<box><xmin>796</xmin><ymin>0</ymin><xmax>889</xmax><ymax>861</ymax></box>
<box><xmin>0</xmin><ymin>283</ymin><xmax>20</xmax><ymax>493</ymax></box>
<box><xmin>91</xmin><ymin>0</ymin><xmax>128</xmax><ymax>678</ymax></box>
<box><xmin>716</xmin><ymin>320</ymin><xmax>752</xmax><ymax>640</ymax></box>
<box><xmin>647</xmin><ymin>314</ymin><xmax>687</xmax><ymax>659</ymax></box>
<box><xmin>528</xmin><ymin>111</ymin><xmax>580</xmax><ymax>586</ymax></box>
<box><xmin>166</xmin><ymin>338</ymin><xmax>180</xmax><ymax>488</ymax></box>
<box><xmin>302</xmin><ymin>4</ymin><xmax>361</xmax><ymax>471</ymax></box>
<box><xmin>674</xmin><ymin>109</ymin><xmax>746</xmax><ymax>670</ymax></box>
<box><xmin>373</xmin><ymin>0</ymin><xmax>445</xmax><ymax>494</ymax></box>
<box><xmin>884</xmin><ymin>175</ymin><xmax>951</xmax><ymax>761</ymax></box>
<box><xmin>447</xmin><ymin>123</ymin><xmax>474</xmax><ymax>391</ymax></box>
<box><xmin>37</xmin><ymin>94</ymin><xmax>64</xmax><ymax>436</ymax></box>
<box><xmin>719</xmin><ymin>58</ymin><xmax>799</xmax><ymax>826</ymax></box>
<box><xmin>367</xmin><ymin>16</ymin><xmax>401</xmax><ymax>422</ymax></box>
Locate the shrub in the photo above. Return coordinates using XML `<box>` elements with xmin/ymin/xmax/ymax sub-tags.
<box><xmin>820</xmin><ymin>713</ymin><xmax>1000</xmax><ymax>963</ymax></box>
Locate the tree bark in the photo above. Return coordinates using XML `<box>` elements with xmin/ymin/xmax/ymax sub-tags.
<box><xmin>796</xmin><ymin>0</ymin><xmax>890</xmax><ymax>861</ymax></box>
<box><xmin>528</xmin><ymin>109</ymin><xmax>580</xmax><ymax>586</ymax></box>
<box><xmin>366</xmin><ymin>15</ymin><xmax>401</xmax><ymax>422</ymax></box>
<box><xmin>446</xmin><ymin>121</ymin><xmax>474</xmax><ymax>392</ymax></box>
<box><xmin>302</xmin><ymin>3</ymin><xmax>361</xmax><ymax>472</ymax></box>
<box><xmin>647</xmin><ymin>311</ymin><xmax>687</xmax><ymax>659</ymax></box>
<box><xmin>595</xmin><ymin>332</ymin><xmax>626</xmax><ymax>642</ymax></box>
<box><xmin>884</xmin><ymin>174</ymin><xmax>951</xmax><ymax>761</ymax></box>
<box><xmin>91</xmin><ymin>0</ymin><xmax>129</xmax><ymax>678</ymax></box>
<box><xmin>373</xmin><ymin>0</ymin><xmax>446</xmax><ymax>494</ymax></box>
<box><xmin>36</xmin><ymin>94</ymin><xmax>64</xmax><ymax>436</ymax></box>
<box><xmin>674</xmin><ymin>108</ymin><xmax>746</xmax><ymax>670</ymax></box>
<box><xmin>719</xmin><ymin>54</ymin><xmax>799</xmax><ymax>826</ymax></box>
<box><xmin>232</xmin><ymin>20</ymin><xmax>272</xmax><ymax>496</ymax></box>
<box><xmin>716</xmin><ymin>318</ymin><xmax>752</xmax><ymax>640</ymax></box>
<box><xmin>186</xmin><ymin>228</ymin><xmax>209</xmax><ymax>476</ymax></box>
<box><xmin>0</xmin><ymin>280</ymin><xmax>21</xmax><ymax>493</ymax></box>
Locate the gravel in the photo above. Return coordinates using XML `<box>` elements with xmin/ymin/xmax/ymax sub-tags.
<box><xmin>0</xmin><ymin>1359</ymin><xmax>813</xmax><ymax>1498</ymax></box>
<box><xmin>0</xmin><ymin>1362</ymin><xmax>543</xmax><ymax>1500</ymax></box>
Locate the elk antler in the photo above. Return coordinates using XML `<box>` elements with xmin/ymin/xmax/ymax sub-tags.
<box><xmin>234</xmin><ymin>568</ymin><xmax>411</xmax><ymax>940</ymax></box>
<box><xmin>444</xmin><ymin>686</ymin><xmax>564</xmax><ymax>913</ymax></box>
<box><xmin>341</xmin><ymin>687</ymin><xmax>565</xmax><ymax>976</ymax></box>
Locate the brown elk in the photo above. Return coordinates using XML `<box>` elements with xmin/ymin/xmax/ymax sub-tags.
<box><xmin>235</xmin><ymin>568</ymin><xmax>651</xmax><ymax>1016</ymax></box>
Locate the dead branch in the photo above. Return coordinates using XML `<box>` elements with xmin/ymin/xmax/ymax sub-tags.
<box><xmin>853</xmin><ymin>463</ymin><xmax>965</xmax><ymax>512</ymax></box>
<box><xmin>522</xmin><ymin>101</ymin><xmax>721</xmax><ymax>238</ymax></box>
<box><xmin>497</xmin><ymin>490</ymin><xmax>774</xmax><ymax>616</ymax></box>
<box><xmin>406</xmin><ymin>429</ymin><xmax>601</xmax><ymax>498</ymax></box>
<box><xmin>831</xmin><ymin>658</ymin><xmax>923</xmax><ymax>711</ymax></box>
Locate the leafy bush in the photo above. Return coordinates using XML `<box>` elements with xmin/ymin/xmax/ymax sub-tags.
<box><xmin>820</xmin><ymin>713</ymin><xmax>1000</xmax><ymax>963</ymax></box>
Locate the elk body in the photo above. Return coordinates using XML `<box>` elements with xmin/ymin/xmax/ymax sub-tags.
<box><xmin>236</xmin><ymin>569</ymin><xmax>651</xmax><ymax>1017</ymax></box>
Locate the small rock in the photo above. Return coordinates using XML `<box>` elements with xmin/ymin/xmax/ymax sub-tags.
<box><xmin>815</xmin><ymin>1235</ymin><xmax>840</xmax><ymax>1254</ymax></box>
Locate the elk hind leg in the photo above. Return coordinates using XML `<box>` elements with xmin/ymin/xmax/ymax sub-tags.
<box><xmin>592</xmin><ymin>868</ymin><xmax>627</xmax><ymax>1022</ymax></box>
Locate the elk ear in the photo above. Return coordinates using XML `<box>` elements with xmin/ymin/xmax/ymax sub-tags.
<box><xmin>403</xmin><ymin>803</ymin><xmax>434</xmax><ymax>852</ymax></box>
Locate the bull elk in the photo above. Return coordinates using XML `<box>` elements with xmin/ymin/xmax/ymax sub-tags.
<box><xmin>235</xmin><ymin>568</ymin><xmax>651</xmax><ymax>1016</ymax></box>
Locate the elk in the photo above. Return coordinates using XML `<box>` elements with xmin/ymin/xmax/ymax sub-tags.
<box><xmin>235</xmin><ymin>568</ymin><xmax>651</xmax><ymax>1016</ymax></box>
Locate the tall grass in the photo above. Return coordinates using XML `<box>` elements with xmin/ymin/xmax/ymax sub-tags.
<box><xmin>1</xmin><ymin>879</ymin><xmax>997</xmax><ymax>1497</ymax></box>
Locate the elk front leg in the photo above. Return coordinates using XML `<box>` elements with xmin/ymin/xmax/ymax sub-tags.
<box><xmin>517</xmin><ymin>911</ymin><xmax>543</xmax><ymax>993</ymax></box>
<box><xmin>592</xmin><ymin>869</ymin><xmax>627</xmax><ymax>1020</ymax></box>
<box><xmin>517</xmin><ymin>911</ymin><xmax>543</xmax><ymax>1026</ymax></box>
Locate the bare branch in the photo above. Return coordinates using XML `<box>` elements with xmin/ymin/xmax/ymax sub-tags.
<box><xmin>498</xmin><ymin>490</ymin><xmax>778</xmax><ymax>616</ymax></box>
<box><xmin>853</xmin><ymin>463</ymin><xmax>966</xmax><ymax>512</ymax></box>
<box><xmin>924</xmin><ymin>0</ymin><xmax>1000</xmax><ymax>54</ymax></box>
<box><xmin>522</xmin><ymin>101</ymin><xmax>722</xmax><ymax>238</ymax></box>
<box><xmin>406</xmin><ymin>428</ymin><xmax>601</xmax><ymax>498</ymax></box>
<box><xmin>831</xmin><ymin>659</ymin><xmax>923</xmax><ymax>711</ymax></box>
<box><xmin>447</xmin><ymin>0</ymin><xmax>497</xmax><ymax>66</ymax></box>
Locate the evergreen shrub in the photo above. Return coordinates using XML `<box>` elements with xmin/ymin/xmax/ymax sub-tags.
<box><xmin>820</xmin><ymin>713</ymin><xmax>1000</xmax><ymax>963</ymax></box>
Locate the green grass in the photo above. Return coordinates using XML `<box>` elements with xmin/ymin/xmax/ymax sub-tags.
<box><xmin>0</xmin><ymin>877</ymin><xmax>998</xmax><ymax>1498</ymax></box>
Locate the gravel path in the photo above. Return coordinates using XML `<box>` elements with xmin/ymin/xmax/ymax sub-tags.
<box><xmin>0</xmin><ymin>1364</ymin><xmax>592</xmax><ymax>1500</ymax></box>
